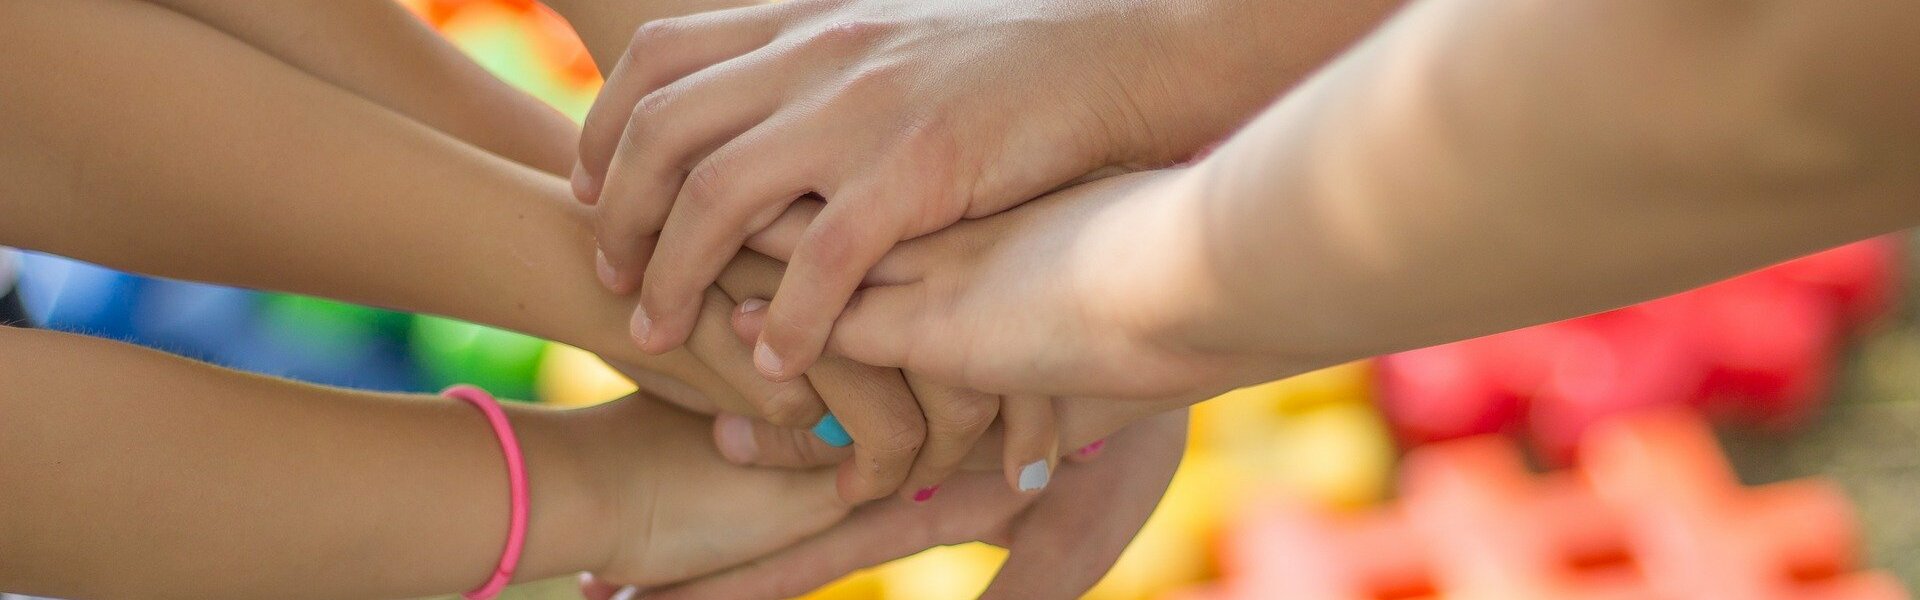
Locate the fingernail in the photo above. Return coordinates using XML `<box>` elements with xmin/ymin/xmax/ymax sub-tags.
<box><xmin>1076</xmin><ymin>439</ymin><xmax>1107</xmax><ymax>459</ymax></box>
<box><xmin>571</xmin><ymin>163</ymin><xmax>599</xmax><ymax>204</ymax></box>
<box><xmin>912</xmin><ymin>486</ymin><xmax>940</xmax><ymax>502</ymax></box>
<box><xmin>754</xmin><ymin>340</ymin><xmax>785</xmax><ymax>377</ymax></box>
<box><xmin>1018</xmin><ymin>460</ymin><xmax>1051</xmax><ymax>492</ymax></box>
<box><xmin>595</xmin><ymin>249</ymin><xmax>620</xmax><ymax>291</ymax></box>
<box><xmin>715</xmin><ymin>413</ymin><xmax>759</xmax><ymax>464</ymax></box>
<box><xmin>812</xmin><ymin>413</ymin><xmax>852</xmax><ymax>447</ymax></box>
<box><xmin>630</xmin><ymin>306</ymin><xmax>653</xmax><ymax>346</ymax></box>
<box><xmin>611</xmin><ymin>585</ymin><xmax>639</xmax><ymax>600</ymax></box>
<box><xmin>738</xmin><ymin>297</ymin><xmax>768</xmax><ymax>315</ymax></box>
<box><xmin>578</xmin><ymin>572</ymin><xmax>594</xmax><ymax>587</ymax></box>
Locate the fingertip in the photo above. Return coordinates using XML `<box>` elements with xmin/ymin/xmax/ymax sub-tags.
<box><xmin>835</xmin><ymin>460</ymin><xmax>865</xmax><ymax>504</ymax></box>
<box><xmin>597</xmin><ymin>248</ymin><xmax>633</xmax><ymax>294</ymax></box>
<box><xmin>754</xmin><ymin>339</ymin><xmax>796</xmax><ymax>381</ymax></box>
<box><xmin>628</xmin><ymin>304</ymin><xmax>662</xmax><ymax>353</ymax></box>
<box><xmin>634</xmin><ymin>294</ymin><xmax>698</xmax><ymax>354</ymax></box>
<box><xmin>736</xmin><ymin>297</ymin><xmax>769</xmax><ymax>317</ymax></box>
<box><xmin>731</xmin><ymin>298</ymin><xmax>768</xmax><ymax>345</ymax></box>
<box><xmin>1068</xmin><ymin>439</ymin><xmax>1108</xmax><ymax>463</ymax></box>
<box><xmin>714</xmin><ymin>413</ymin><xmax>760</xmax><ymax>465</ymax></box>
<box><xmin>908</xmin><ymin>485</ymin><xmax>940</xmax><ymax>503</ymax></box>
<box><xmin>572</xmin><ymin>162</ymin><xmax>602</xmax><ymax>205</ymax></box>
<box><xmin>1015</xmin><ymin>459</ymin><xmax>1053</xmax><ymax>494</ymax></box>
<box><xmin>810</xmin><ymin>413</ymin><xmax>853</xmax><ymax>448</ymax></box>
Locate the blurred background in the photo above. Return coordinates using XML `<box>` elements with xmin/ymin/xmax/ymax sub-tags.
<box><xmin>2</xmin><ymin>1</ymin><xmax>1915</xmax><ymax>598</ymax></box>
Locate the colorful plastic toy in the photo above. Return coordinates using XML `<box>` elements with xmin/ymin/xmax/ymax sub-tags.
<box><xmin>534</xmin><ymin>343</ymin><xmax>636</xmax><ymax>407</ymax></box>
<box><xmin>1177</xmin><ymin>409</ymin><xmax>1908</xmax><ymax>600</ymax></box>
<box><xmin>1378</xmin><ymin>236</ymin><xmax>1904</xmax><ymax>461</ymax></box>
<box><xmin>410</xmin><ymin>315</ymin><xmax>548</xmax><ymax>401</ymax></box>
<box><xmin>13</xmin><ymin>253</ymin><xmax>147</xmax><ymax>340</ymax></box>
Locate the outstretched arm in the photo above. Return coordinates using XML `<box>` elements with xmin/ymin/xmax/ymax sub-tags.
<box><xmin>0</xmin><ymin>0</ymin><xmax>1035</xmax><ymax>502</ymax></box>
<box><xmin>0</xmin><ymin>0</ymin><xmax>747</xmax><ymax>408</ymax></box>
<box><xmin>815</xmin><ymin>0</ymin><xmax>1920</xmax><ymax>399</ymax></box>
<box><xmin>1168</xmin><ymin>0</ymin><xmax>1920</xmax><ymax>367</ymax></box>
<box><xmin>0</xmin><ymin>325</ymin><xmax>846</xmax><ymax>599</ymax></box>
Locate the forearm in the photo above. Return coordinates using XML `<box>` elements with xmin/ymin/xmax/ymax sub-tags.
<box><xmin>1151</xmin><ymin>0</ymin><xmax>1920</xmax><ymax>375</ymax></box>
<box><xmin>0</xmin><ymin>0</ymin><xmax>720</xmax><ymax>395</ymax></box>
<box><xmin>141</xmin><ymin>0</ymin><xmax>580</xmax><ymax>174</ymax></box>
<box><xmin>1131</xmin><ymin>0</ymin><xmax>1406</xmax><ymax>160</ymax></box>
<box><xmin>0</xmin><ymin>327</ymin><xmax>610</xmax><ymax>599</ymax></box>
<box><xmin>541</xmin><ymin>0</ymin><xmax>765</xmax><ymax>71</ymax></box>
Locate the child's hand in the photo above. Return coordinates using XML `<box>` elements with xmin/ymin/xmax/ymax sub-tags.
<box><xmin>729</xmin><ymin>300</ymin><xmax>1064</xmax><ymax>501</ymax></box>
<box><xmin>569</xmin><ymin>394</ymin><xmax>851</xmax><ymax>587</ymax></box>
<box><xmin>604</xmin><ymin>410</ymin><xmax>1189</xmax><ymax>600</ymax></box>
<box><xmin>575</xmin><ymin>0</ymin><xmax>1291</xmax><ymax>381</ymax></box>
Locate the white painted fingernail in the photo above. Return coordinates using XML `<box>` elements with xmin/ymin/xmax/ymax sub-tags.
<box><xmin>1018</xmin><ymin>460</ymin><xmax>1051</xmax><ymax>492</ymax></box>
<box><xmin>611</xmin><ymin>585</ymin><xmax>640</xmax><ymax>600</ymax></box>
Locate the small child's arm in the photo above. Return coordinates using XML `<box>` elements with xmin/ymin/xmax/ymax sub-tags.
<box><xmin>137</xmin><ymin>0</ymin><xmax>581</xmax><ymax>175</ymax></box>
<box><xmin>0</xmin><ymin>326</ymin><xmax>844</xmax><ymax>599</ymax></box>
<box><xmin>0</xmin><ymin>325</ymin><xmax>612</xmax><ymax>599</ymax></box>
<box><xmin>0</xmin><ymin>0</ymin><xmax>741</xmax><ymax>410</ymax></box>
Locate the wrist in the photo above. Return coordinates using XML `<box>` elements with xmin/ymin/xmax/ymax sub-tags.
<box><xmin>1072</xmin><ymin>168</ymin><xmax>1279</xmax><ymax>391</ymax></box>
<box><xmin>507</xmin><ymin>405</ymin><xmax>623</xmax><ymax>579</ymax></box>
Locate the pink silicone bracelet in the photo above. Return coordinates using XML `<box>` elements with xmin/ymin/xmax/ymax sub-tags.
<box><xmin>443</xmin><ymin>385</ymin><xmax>528</xmax><ymax>600</ymax></box>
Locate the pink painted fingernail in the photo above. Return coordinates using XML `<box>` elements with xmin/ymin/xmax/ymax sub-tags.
<box><xmin>738</xmin><ymin>298</ymin><xmax>768</xmax><ymax>315</ymax></box>
<box><xmin>912</xmin><ymin>486</ymin><xmax>939</xmax><ymax>503</ymax></box>
<box><xmin>1076</xmin><ymin>439</ymin><xmax>1107</xmax><ymax>459</ymax></box>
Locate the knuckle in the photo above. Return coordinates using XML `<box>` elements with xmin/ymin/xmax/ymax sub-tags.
<box><xmin>835</xmin><ymin>63</ymin><xmax>909</xmax><ymax>100</ymax></box>
<box><xmin>804</xmin><ymin>20</ymin><xmax>892</xmax><ymax>51</ymax></box>
<box><xmin>682</xmin><ymin>154</ymin><xmax>736</xmax><ymax>209</ymax></box>
<box><xmin>758</xmin><ymin>387</ymin><xmax>820</xmax><ymax>427</ymax></box>
<box><xmin>798</xmin><ymin>215</ymin><xmax>864</xmax><ymax>275</ymax></box>
<box><xmin>628</xmin><ymin>18</ymin><xmax>687</xmax><ymax>58</ymax></box>
<box><xmin>869</xmin><ymin>417</ymin><xmax>927</xmax><ymax>458</ymax></box>
<box><xmin>928</xmin><ymin>396</ymin><xmax>997</xmax><ymax>436</ymax></box>
<box><xmin>777</xmin><ymin>429</ymin><xmax>832</xmax><ymax>466</ymax></box>
<box><xmin>620</xmin><ymin>91</ymin><xmax>686</xmax><ymax>160</ymax></box>
<box><xmin>617</xmin><ymin>109</ymin><xmax>663</xmax><ymax>158</ymax></box>
<box><xmin>630</xmin><ymin>87</ymin><xmax>677</xmax><ymax>125</ymax></box>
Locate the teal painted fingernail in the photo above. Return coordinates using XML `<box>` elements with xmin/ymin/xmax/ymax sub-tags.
<box><xmin>812</xmin><ymin>413</ymin><xmax>852</xmax><ymax>447</ymax></box>
<box><xmin>1018</xmin><ymin>460</ymin><xmax>1051</xmax><ymax>492</ymax></box>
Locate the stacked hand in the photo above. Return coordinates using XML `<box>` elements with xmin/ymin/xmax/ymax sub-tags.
<box><xmin>572</xmin><ymin>0</ymin><xmax>1318</xmax><ymax>514</ymax></box>
<box><xmin>561</xmin><ymin>0</ymin><xmax>1401</xmax><ymax>595</ymax></box>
